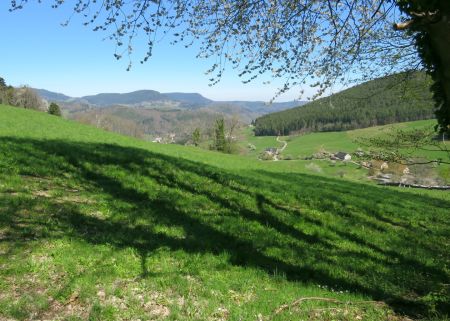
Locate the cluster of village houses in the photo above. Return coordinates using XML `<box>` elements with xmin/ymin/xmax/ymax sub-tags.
<box><xmin>263</xmin><ymin>147</ymin><xmax>410</xmax><ymax>176</ymax></box>
<box><xmin>152</xmin><ymin>133</ymin><xmax>176</xmax><ymax>144</ymax></box>
<box><xmin>264</xmin><ymin>147</ymin><xmax>354</xmax><ymax>162</ymax></box>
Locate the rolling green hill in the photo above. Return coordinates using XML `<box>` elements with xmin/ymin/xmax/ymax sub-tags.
<box><xmin>254</xmin><ymin>72</ymin><xmax>436</xmax><ymax>136</ymax></box>
<box><xmin>0</xmin><ymin>104</ymin><xmax>449</xmax><ymax>320</ymax></box>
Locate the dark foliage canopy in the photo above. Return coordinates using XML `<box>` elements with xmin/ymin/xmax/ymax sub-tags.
<box><xmin>48</xmin><ymin>102</ymin><xmax>62</xmax><ymax>116</ymax></box>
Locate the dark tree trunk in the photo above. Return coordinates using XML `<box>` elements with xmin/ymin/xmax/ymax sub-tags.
<box><xmin>413</xmin><ymin>2</ymin><xmax>450</xmax><ymax>134</ymax></box>
<box><xmin>426</xmin><ymin>8</ymin><xmax>450</xmax><ymax>133</ymax></box>
<box><xmin>399</xmin><ymin>1</ymin><xmax>450</xmax><ymax>134</ymax></box>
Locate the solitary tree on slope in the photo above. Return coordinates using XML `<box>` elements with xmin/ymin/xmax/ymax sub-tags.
<box><xmin>192</xmin><ymin>127</ymin><xmax>201</xmax><ymax>147</ymax></box>
<box><xmin>48</xmin><ymin>102</ymin><xmax>62</xmax><ymax>116</ymax></box>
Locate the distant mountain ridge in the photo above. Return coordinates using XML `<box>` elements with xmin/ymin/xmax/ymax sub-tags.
<box><xmin>35</xmin><ymin>89</ymin><xmax>72</xmax><ymax>102</ymax></box>
<box><xmin>82</xmin><ymin>90</ymin><xmax>165</xmax><ymax>106</ymax></box>
<box><xmin>164</xmin><ymin>92</ymin><xmax>213</xmax><ymax>106</ymax></box>
<box><xmin>34</xmin><ymin>88</ymin><xmax>303</xmax><ymax>113</ymax></box>
<box><xmin>34</xmin><ymin>87</ymin><xmax>305</xmax><ymax>139</ymax></box>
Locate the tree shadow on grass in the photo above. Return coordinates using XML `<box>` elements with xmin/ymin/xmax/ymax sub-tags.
<box><xmin>0</xmin><ymin>137</ymin><xmax>449</xmax><ymax>318</ymax></box>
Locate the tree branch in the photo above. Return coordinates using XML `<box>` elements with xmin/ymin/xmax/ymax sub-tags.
<box><xmin>393</xmin><ymin>19</ymin><xmax>414</xmax><ymax>30</ymax></box>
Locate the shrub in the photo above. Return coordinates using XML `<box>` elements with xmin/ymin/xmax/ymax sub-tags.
<box><xmin>259</xmin><ymin>152</ymin><xmax>274</xmax><ymax>161</ymax></box>
<box><xmin>305</xmin><ymin>162</ymin><xmax>322</xmax><ymax>173</ymax></box>
<box><xmin>247</xmin><ymin>143</ymin><xmax>256</xmax><ymax>151</ymax></box>
<box><xmin>48</xmin><ymin>103</ymin><xmax>62</xmax><ymax>116</ymax></box>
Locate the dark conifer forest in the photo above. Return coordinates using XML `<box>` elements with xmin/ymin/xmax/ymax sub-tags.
<box><xmin>254</xmin><ymin>72</ymin><xmax>435</xmax><ymax>136</ymax></box>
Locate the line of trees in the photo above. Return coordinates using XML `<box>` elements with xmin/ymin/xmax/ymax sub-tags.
<box><xmin>254</xmin><ymin>72</ymin><xmax>435</xmax><ymax>136</ymax></box>
<box><xmin>73</xmin><ymin>110</ymin><xmax>144</xmax><ymax>139</ymax></box>
<box><xmin>189</xmin><ymin>116</ymin><xmax>241</xmax><ymax>154</ymax></box>
<box><xmin>0</xmin><ymin>76</ymin><xmax>46</xmax><ymax>111</ymax></box>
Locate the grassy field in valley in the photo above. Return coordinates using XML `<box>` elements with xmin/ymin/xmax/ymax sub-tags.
<box><xmin>244</xmin><ymin>120</ymin><xmax>444</xmax><ymax>159</ymax></box>
<box><xmin>241</xmin><ymin>120</ymin><xmax>450</xmax><ymax>184</ymax></box>
<box><xmin>0</xmin><ymin>105</ymin><xmax>449</xmax><ymax>320</ymax></box>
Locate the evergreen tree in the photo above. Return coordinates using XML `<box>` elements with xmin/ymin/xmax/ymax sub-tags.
<box><xmin>192</xmin><ymin>127</ymin><xmax>201</xmax><ymax>146</ymax></box>
<box><xmin>48</xmin><ymin>102</ymin><xmax>62</xmax><ymax>116</ymax></box>
<box><xmin>213</xmin><ymin>118</ymin><xmax>226</xmax><ymax>152</ymax></box>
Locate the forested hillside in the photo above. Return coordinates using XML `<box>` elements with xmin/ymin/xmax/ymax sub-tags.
<box><xmin>254</xmin><ymin>72</ymin><xmax>435</xmax><ymax>136</ymax></box>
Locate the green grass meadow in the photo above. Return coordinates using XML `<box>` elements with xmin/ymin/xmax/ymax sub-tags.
<box><xmin>0</xmin><ymin>105</ymin><xmax>449</xmax><ymax>320</ymax></box>
<box><xmin>241</xmin><ymin>120</ymin><xmax>449</xmax><ymax>184</ymax></box>
<box><xmin>243</xmin><ymin>119</ymin><xmax>445</xmax><ymax>159</ymax></box>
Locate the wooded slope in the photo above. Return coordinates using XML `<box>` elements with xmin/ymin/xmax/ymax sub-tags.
<box><xmin>254</xmin><ymin>72</ymin><xmax>435</xmax><ymax>136</ymax></box>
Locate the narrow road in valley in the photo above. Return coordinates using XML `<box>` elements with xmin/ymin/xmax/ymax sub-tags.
<box><xmin>273</xmin><ymin>136</ymin><xmax>288</xmax><ymax>161</ymax></box>
<box><xmin>277</xmin><ymin>136</ymin><xmax>288</xmax><ymax>152</ymax></box>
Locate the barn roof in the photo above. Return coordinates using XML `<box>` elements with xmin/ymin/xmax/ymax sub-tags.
<box><xmin>335</xmin><ymin>151</ymin><xmax>350</xmax><ymax>160</ymax></box>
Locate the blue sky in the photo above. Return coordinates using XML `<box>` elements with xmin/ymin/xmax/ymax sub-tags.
<box><xmin>0</xmin><ymin>2</ymin><xmax>312</xmax><ymax>101</ymax></box>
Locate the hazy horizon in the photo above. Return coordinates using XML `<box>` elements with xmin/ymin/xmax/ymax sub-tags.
<box><xmin>34</xmin><ymin>87</ymin><xmax>307</xmax><ymax>104</ymax></box>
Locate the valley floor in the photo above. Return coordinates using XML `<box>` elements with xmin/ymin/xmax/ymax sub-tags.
<box><xmin>241</xmin><ymin>120</ymin><xmax>450</xmax><ymax>186</ymax></box>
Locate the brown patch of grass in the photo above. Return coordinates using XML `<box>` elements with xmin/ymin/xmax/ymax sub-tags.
<box><xmin>38</xmin><ymin>295</ymin><xmax>90</xmax><ymax>321</ymax></box>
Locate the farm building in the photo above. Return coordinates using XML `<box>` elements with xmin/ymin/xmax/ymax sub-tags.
<box><xmin>333</xmin><ymin>152</ymin><xmax>352</xmax><ymax>161</ymax></box>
